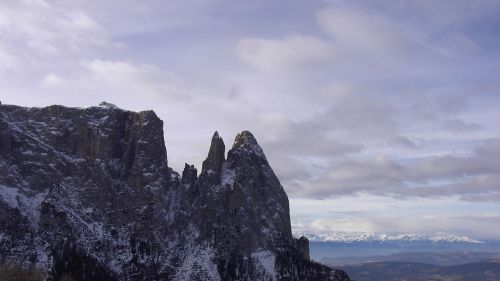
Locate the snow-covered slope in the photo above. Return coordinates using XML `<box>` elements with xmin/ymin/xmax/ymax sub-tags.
<box><xmin>295</xmin><ymin>231</ymin><xmax>483</xmax><ymax>243</ymax></box>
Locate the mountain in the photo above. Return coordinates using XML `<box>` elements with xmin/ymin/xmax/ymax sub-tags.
<box><xmin>294</xmin><ymin>232</ymin><xmax>498</xmax><ymax>261</ymax></box>
<box><xmin>0</xmin><ymin>103</ymin><xmax>350</xmax><ymax>281</ymax></box>
<box><xmin>296</xmin><ymin>232</ymin><xmax>483</xmax><ymax>243</ymax></box>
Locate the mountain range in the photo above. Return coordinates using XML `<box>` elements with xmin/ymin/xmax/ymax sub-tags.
<box><xmin>296</xmin><ymin>232</ymin><xmax>500</xmax><ymax>261</ymax></box>
<box><xmin>295</xmin><ymin>231</ymin><xmax>484</xmax><ymax>243</ymax></box>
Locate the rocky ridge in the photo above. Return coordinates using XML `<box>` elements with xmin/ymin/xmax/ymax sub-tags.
<box><xmin>0</xmin><ymin>103</ymin><xmax>350</xmax><ymax>281</ymax></box>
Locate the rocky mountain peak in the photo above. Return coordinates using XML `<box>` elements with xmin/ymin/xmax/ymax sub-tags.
<box><xmin>231</xmin><ymin>130</ymin><xmax>266</xmax><ymax>159</ymax></box>
<box><xmin>192</xmin><ymin>131</ymin><xmax>292</xmax><ymax>253</ymax></box>
<box><xmin>180</xmin><ymin>163</ymin><xmax>197</xmax><ymax>187</ymax></box>
<box><xmin>232</xmin><ymin>130</ymin><xmax>258</xmax><ymax>148</ymax></box>
<box><xmin>201</xmin><ymin>131</ymin><xmax>225</xmax><ymax>175</ymax></box>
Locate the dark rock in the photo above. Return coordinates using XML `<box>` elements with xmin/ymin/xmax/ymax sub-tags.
<box><xmin>0</xmin><ymin>103</ymin><xmax>350</xmax><ymax>281</ymax></box>
<box><xmin>180</xmin><ymin>163</ymin><xmax>197</xmax><ymax>188</ymax></box>
<box><xmin>0</xmin><ymin>104</ymin><xmax>171</xmax><ymax>280</ymax></box>
<box><xmin>199</xmin><ymin>131</ymin><xmax>225</xmax><ymax>188</ymax></box>
<box><xmin>298</xmin><ymin>236</ymin><xmax>310</xmax><ymax>261</ymax></box>
<box><xmin>203</xmin><ymin>131</ymin><xmax>225</xmax><ymax>174</ymax></box>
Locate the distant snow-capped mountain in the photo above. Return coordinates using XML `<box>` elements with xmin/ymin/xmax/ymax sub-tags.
<box><xmin>294</xmin><ymin>232</ymin><xmax>483</xmax><ymax>244</ymax></box>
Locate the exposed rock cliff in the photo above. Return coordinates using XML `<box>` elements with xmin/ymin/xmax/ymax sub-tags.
<box><xmin>0</xmin><ymin>103</ymin><xmax>350</xmax><ymax>281</ymax></box>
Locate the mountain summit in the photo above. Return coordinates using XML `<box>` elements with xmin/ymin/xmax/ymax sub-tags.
<box><xmin>0</xmin><ymin>103</ymin><xmax>350</xmax><ymax>281</ymax></box>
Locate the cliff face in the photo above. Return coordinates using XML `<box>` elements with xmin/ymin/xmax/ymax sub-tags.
<box><xmin>0</xmin><ymin>103</ymin><xmax>172</xmax><ymax>280</ymax></box>
<box><xmin>0</xmin><ymin>103</ymin><xmax>350</xmax><ymax>281</ymax></box>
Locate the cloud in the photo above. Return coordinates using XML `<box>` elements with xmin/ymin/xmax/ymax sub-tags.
<box><xmin>288</xmin><ymin>139</ymin><xmax>500</xmax><ymax>201</ymax></box>
<box><xmin>290</xmin><ymin>196</ymin><xmax>500</xmax><ymax>239</ymax></box>
<box><xmin>254</xmin><ymin>109</ymin><xmax>365</xmax><ymax>186</ymax></box>
<box><xmin>236</xmin><ymin>35</ymin><xmax>335</xmax><ymax>71</ymax></box>
<box><xmin>40</xmin><ymin>73</ymin><xmax>63</xmax><ymax>88</ymax></box>
<box><xmin>317</xmin><ymin>3</ymin><xmax>407</xmax><ymax>56</ymax></box>
<box><xmin>26</xmin><ymin>59</ymin><xmax>192</xmax><ymax>110</ymax></box>
<box><xmin>1</xmin><ymin>0</ymin><xmax>499</xmax><ymax>237</ymax></box>
<box><xmin>258</xmin><ymin>112</ymin><xmax>364</xmax><ymax>157</ymax></box>
<box><xmin>253</xmin><ymin>85</ymin><xmax>497</xmax><ymax>202</ymax></box>
<box><xmin>368</xmin><ymin>213</ymin><xmax>500</xmax><ymax>239</ymax></box>
<box><xmin>292</xmin><ymin>213</ymin><xmax>500</xmax><ymax>239</ymax></box>
<box><xmin>0</xmin><ymin>0</ymin><xmax>109</xmax><ymax>59</ymax></box>
<box><xmin>82</xmin><ymin>59</ymin><xmax>187</xmax><ymax>100</ymax></box>
<box><xmin>317</xmin><ymin>0</ymin><xmax>500</xmax><ymax>60</ymax></box>
<box><xmin>389</xmin><ymin>136</ymin><xmax>419</xmax><ymax>149</ymax></box>
<box><xmin>444</xmin><ymin>118</ymin><xmax>481</xmax><ymax>132</ymax></box>
<box><xmin>317</xmin><ymin>91</ymin><xmax>399</xmax><ymax>138</ymax></box>
<box><xmin>0</xmin><ymin>44</ymin><xmax>16</xmax><ymax>70</ymax></box>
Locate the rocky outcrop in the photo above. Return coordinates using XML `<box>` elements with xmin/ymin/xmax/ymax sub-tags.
<box><xmin>0</xmin><ymin>103</ymin><xmax>173</xmax><ymax>280</ymax></box>
<box><xmin>298</xmin><ymin>236</ymin><xmax>310</xmax><ymax>261</ymax></box>
<box><xmin>202</xmin><ymin>132</ymin><xmax>225</xmax><ymax>175</ymax></box>
<box><xmin>0</xmin><ymin>103</ymin><xmax>350</xmax><ymax>281</ymax></box>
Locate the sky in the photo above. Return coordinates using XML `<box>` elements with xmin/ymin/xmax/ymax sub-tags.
<box><xmin>1</xmin><ymin>0</ymin><xmax>499</xmax><ymax>239</ymax></box>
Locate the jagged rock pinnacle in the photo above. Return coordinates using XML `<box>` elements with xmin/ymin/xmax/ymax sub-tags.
<box><xmin>233</xmin><ymin>130</ymin><xmax>256</xmax><ymax>147</ymax></box>
<box><xmin>181</xmin><ymin>163</ymin><xmax>197</xmax><ymax>187</ymax></box>
<box><xmin>231</xmin><ymin>130</ymin><xmax>266</xmax><ymax>158</ymax></box>
<box><xmin>201</xmin><ymin>131</ymin><xmax>225</xmax><ymax>175</ymax></box>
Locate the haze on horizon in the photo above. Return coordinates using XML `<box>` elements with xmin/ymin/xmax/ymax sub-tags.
<box><xmin>0</xmin><ymin>0</ymin><xmax>499</xmax><ymax>239</ymax></box>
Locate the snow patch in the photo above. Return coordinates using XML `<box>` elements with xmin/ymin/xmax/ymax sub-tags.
<box><xmin>221</xmin><ymin>163</ymin><xmax>235</xmax><ymax>188</ymax></box>
<box><xmin>430</xmin><ymin>232</ymin><xmax>483</xmax><ymax>243</ymax></box>
<box><xmin>98</xmin><ymin>102</ymin><xmax>119</xmax><ymax>109</ymax></box>
<box><xmin>252</xmin><ymin>250</ymin><xmax>276</xmax><ymax>281</ymax></box>
<box><xmin>0</xmin><ymin>185</ymin><xmax>47</xmax><ymax>227</ymax></box>
<box><xmin>0</xmin><ymin>185</ymin><xmax>19</xmax><ymax>208</ymax></box>
<box><xmin>174</xmin><ymin>244</ymin><xmax>221</xmax><ymax>281</ymax></box>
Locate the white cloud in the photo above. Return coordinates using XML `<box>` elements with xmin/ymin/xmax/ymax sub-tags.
<box><xmin>40</xmin><ymin>73</ymin><xmax>63</xmax><ymax>88</ymax></box>
<box><xmin>236</xmin><ymin>35</ymin><xmax>335</xmax><ymax>71</ymax></box>
<box><xmin>290</xmin><ymin>195</ymin><xmax>500</xmax><ymax>238</ymax></box>
<box><xmin>0</xmin><ymin>43</ymin><xmax>16</xmax><ymax>70</ymax></box>
<box><xmin>0</xmin><ymin>0</ymin><xmax>109</xmax><ymax>58</ymax></box>
<box><xmin>430</xmin><ymin>32</ymin><xmax>480</xmax><ymax>57</ymax></box>
<box><xmin>286</xmin><ymin>139</ymin><xmax>500</xmax><ymax>201</ymax></box>
<box><xmin>317</xmin><ymin>4</ymin><xmax>408</xmax><ymax>56</ymax></box>
<box><xmin>82</xmin><ymin>59</ymin><xmax>186</xmax><ymax>100</ymax></box>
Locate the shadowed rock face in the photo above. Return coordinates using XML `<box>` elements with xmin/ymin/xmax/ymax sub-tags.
<box><xmin>202</xmin><ymin>131</ymin><xmax>225</xmax><ymax>175</ymax></box>
<box><xmin>189</xmin><ymin>130</ymin><xmax>293</xmax><ymax>279</ymax></box>
<box><xmin>198</xmin><ymin>131</ymin><xmax>226</xmax><ymax>190</ymax></box>
<box><xmin>0</xmin><ymin>103</ymin><xmax>350</xmax><ymax>281</ymax></box>
<box><xmin>0</xmin><ymin>103</ymin><xmax>172</xmax><ymax>280</ymax></box>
